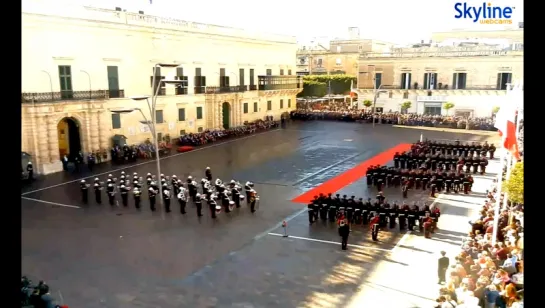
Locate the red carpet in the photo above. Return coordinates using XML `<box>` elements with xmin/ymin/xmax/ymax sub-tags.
<box><xmin>291</xmin><ymin>143</ymin><xmax>412</xmax><ymax>204</ymax></box>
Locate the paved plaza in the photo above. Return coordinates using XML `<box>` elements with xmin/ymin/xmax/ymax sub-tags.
<box><xmin>21</xmin><ymin>121</ymin><xmax>497</xmax><ymax>307</ymax></box>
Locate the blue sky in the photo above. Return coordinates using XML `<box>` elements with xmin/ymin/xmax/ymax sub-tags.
<box><xmin>25</xmin><ymin>0</ymin><xmax>523</xmax><ymax>44</ymax></box>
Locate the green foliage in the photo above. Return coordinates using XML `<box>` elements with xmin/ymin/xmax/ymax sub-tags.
<box><xmin>299</xmin><ymin>74</ymin><xmax>357</xmax><ymax>97</ymax></box>
<box><xmin>401</xmin><ymin>101</ymin><xmax>412</xmax><ymax>110</ymax></box>
<box><xmin>492</xmin><ymin>106</ymin><xmax>500</xmax><ymax>114</ymax></box>
<box><xmin>363</xmin><ymin>100</ymin><xmax>373</xmax><ymax>108</ymax></box>
<box><xmin>504</xmin><ymin>162</ymin><xmax>524</xmax><ymax>204</ymax></box>
<box><xmin>443</xmin><ymin>102</ymin><xmax>455</xmax><ymax>115</ymax></box>
<box><xmin>298</xmin><ymin>80</ymin><xmax>327</xmax><ymax>97</ymax></box>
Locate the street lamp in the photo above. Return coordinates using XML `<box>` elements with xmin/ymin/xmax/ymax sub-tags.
<box><xmin>372</xmin><ymin>85</ymin><xmax>390</xmax><ymax>128</ymax></box>
<box><xmin>111</xmin><ymin>63</ymin><xmax>184</xmax><ymax>216</ymax></box>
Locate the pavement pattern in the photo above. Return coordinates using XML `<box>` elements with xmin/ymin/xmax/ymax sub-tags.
<box><xmin>21</xmin><ymin>121</ymin><xmax>497</xmax><ymax>308</ymax></box>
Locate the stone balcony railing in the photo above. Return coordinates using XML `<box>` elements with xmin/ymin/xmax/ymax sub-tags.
<box><xmin>360</xmin><ymin>47</ymin><xmax>523</xmax><ymax>59</ymax></box>
<box><xmin>21</xmin><ymin>89</ymin><xmax>125</xmax><ymax>103</ymax></box>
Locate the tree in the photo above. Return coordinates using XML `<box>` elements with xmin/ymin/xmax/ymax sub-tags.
<box><xmin>363</xmin><ymin>100</ymin><xmax>372</xmax><ymax>108</ymax></box>
<box><xmin>443</xmin><ymin>102</ymin><xmax>455</xmax><ymax>115</ymax></box>
<box><xmin>298</xmin><ymin>80</ymin><xmax>327</xmax><ymax>97</ymax></box>
<box><xmin>503</xmin><ymin>162</ymin><xmax>524</xmax><ymax>204</ymax></box>
<box><xmin>298</xmin><ymin>74</ymin><xmax>357</xmax><ymax>98</ymax></box>
<box><xmin>492</xmin><ymin>106</ymin><xmax>500</xmax><ymax>115</ymax></box>
<box><xmin>401</xmin><ymin>101</ymin><xmax>412</xmax><ymax>113</ymax></box>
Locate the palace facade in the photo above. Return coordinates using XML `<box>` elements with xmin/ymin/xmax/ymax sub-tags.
<box><xmin>22</xmin><ymin>4</ymin><xmax>301</xmax><ymax>174</ymax></box>
<box><xmin>354</xmin><ymin>30</ymin><xmax>523</xmax><ymax>117</ymax></box>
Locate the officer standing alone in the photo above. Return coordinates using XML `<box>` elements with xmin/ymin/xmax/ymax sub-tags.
<box><xmin>338</xmin><ymin>219</ymin><xmax>350</xmax><ymax>250</ymax></box>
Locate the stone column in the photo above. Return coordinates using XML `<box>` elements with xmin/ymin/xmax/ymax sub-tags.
<box><xmin>98</xmin><ymin>111</ymin><xmax>110</xmax><ymax>152</ymax></box>
<box><xmin>36</xmin><ymin>115</ymin><xmax>50</xmax><ymax>164</ymax></box>
<box><xmin>89</xmin><ymin>111</ymin><xmax>100</xmax><ymax>152</ymax></box>
<box><xmin>47</xmin><ymin>115</ymin><xmax>59</xmax><ymax>162</ymax></box>
<box><xmin>216</xmin><ymin>103</ymin><xmax>222</xmax><ymax>129</ymax></box>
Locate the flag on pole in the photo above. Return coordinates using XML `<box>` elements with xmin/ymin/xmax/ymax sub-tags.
<box><xmin>494</xmin><ymin>92</ymin><xmax>520</xmax><ymax>160</ymax></box>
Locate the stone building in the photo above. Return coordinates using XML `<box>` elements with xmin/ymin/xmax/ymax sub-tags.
<box><xmin>22</xmin><ymin>3</ymin><xmax>301</xmax><ymax>174</ymax></box>
<box><xmin>353</xmin><ymin>30</ymin><xmax>523</xmax><ymax>117</ymax></box>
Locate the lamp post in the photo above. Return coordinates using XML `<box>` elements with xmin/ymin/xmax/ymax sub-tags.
<box><xmin>80</xmin><ymin>70</ymin><xmax>92</xmax><ymax>99</ymax></box>
<box><xmin>229</xmin><ymin>71</ymin><xmax>238</xmax><ymax>89</ymax></box>
<box><xmin>372</xmin><ymin>85</ymin><xmax>390</xmax><ymax>128</ymax></box>
<box><xmin>40</xmin><ymin>70</ymin><xmax>54</xmax><ymax>101</ymax></box>
<box><xmin>111</xmin><ymin>63</ymin><xmax>183</xmax><ymax>217</ymax></box>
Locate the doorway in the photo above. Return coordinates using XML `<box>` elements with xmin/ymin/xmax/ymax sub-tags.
<box><xmin>222</xmin><ymin>102</ymin><xmax>231</xmax><ymax>129</ymax></box>
<box><xmin>424</xmin><ymin>106</ymin><xmax>442</xmax><ymax>115</ymax></box>
<box><xmin>57</xmin><ymin>117</ymin><xmax>82</xmax><ymax>160</ymax></box>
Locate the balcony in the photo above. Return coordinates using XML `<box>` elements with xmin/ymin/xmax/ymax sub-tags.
<box><xmin>21</xmin><ymin>89</ymin><xmax>125</xmax><ymax>103</ymax></box>
<box><xmin>204</xmin><ymin>85</ymin><xmax>247</xmax><ymax>94</ymax></box>
<box><xmin>249</xmin><ymin>85</ymin><xmax>257</xmax><ymax>91</ymax></box>
<box><xmin>258</xmin><ymin>76</ymin><xmax>302</xmax><ymax>91</ymax></box>
<box><xmin>357</xmin><ymin>85</ymin><xmax>504</xmax><ymax>91</ymax></box>
<box><xmin>175</xmin><ymin>87</ymin><xmax>188</xmax><ymax>95</ymax></box>
<box><xmin>194</xmin><ymin>86</ymin><xmax>206</xmax><ymax>94</ymax></box>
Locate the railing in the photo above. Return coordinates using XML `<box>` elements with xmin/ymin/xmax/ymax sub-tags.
<box><xmin>194</xmin><ymin>86</ymin><xmax>206</xmax><ymax>94</ymax></box>
<box><xmin>21</xmin><ymin>89</ymin><xmax>124</xmax><ymax>103</ymax></box>
<box><xmin>175</xmin><ymin>87</ymin><xmax>188</xmax><ymax>95</ymax></box>
<box><xmin>360</xmin><ymin>49</ymin><xmax>522</xmax><ymax>59</ymax></box>
<box><xmin>357</xmin><ymin>85</ymin><xmax>504</xmax><ymax>91</ymax></box>
<box><xmin>258</xmin><ymin>76</ymin><xmax>302</xmax><ymax>91</ymax></box>
<box><xmin>249</xmin><ymin>85</ymin><xmax>257</xmax><ymax>91</ymax></box>
<box><xmin>205</xmin><ymin>85</ymin><xmax>247</xmax><ymax>94</ymax></box>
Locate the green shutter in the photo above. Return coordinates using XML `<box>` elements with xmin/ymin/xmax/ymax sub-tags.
<box><xmin>111</xmin><ymin>113</ymin><xmax>121</xmax><ymax>129</ymax></box>
<box><xmin>243</xmin><ymin>103</ymin><xmax>248</xmax><ymax>113</ymax></box>
<box><xmin>196</xmin><ymin>107</ymin><xmax>203</xmax><ymax>119</ymax></box>
<box><xmin>178</xmin><ymin>108</ymin><xmax>186</xmax><ymax>121</ymax></box>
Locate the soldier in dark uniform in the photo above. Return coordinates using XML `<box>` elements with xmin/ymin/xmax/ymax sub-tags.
<box><xmin>94</xmin><ymin>182</ymin><xmax>102</xmax><ymax>204</ymax></box>
<box><xmin>370</xmin><ymin>214</ymin><xmax>380</xmax><ymax>241</ymax></box>
<box><xmin>489</xmin><ymin>144</ymin><xmax>496</xmax><ymax>159</ymax></box>
<box><xmin>229</xmin><ymin>180</ymin><xmax>241</xmax><ymax>208</ymax></box>
<box><xmin>249</xmin><ymin>188</ymin><xmax>258</xmax><ymax>213</ymax></box>
<box><xmin>205</xmin><ymin>166</ymin><xmax>212</xmax><ymax>181</ymax></box>
<box><xmin>399</xmin><ymin>202</ymin><xmax>409</xmax><ymax>230</ymax></box>
<box><xmin>399</xmin><ymin>152</ymin><xmax>407</xmax><ymax>169</ymax></box>
<box><xmin>463</xmin><ymin>175</ymin><xmax>471</xmax><ymax>194</ymax></box>
<box><xmin>245</xmin><ymin>181</ymin><xmax>254</xmax><ymax>202</ymax></box>
<box><xmin>188</xmin><ymin>176</ymin><xmax>197</xmax><ymax>200</ymax></box>
<box><xmin>407</xmin><ymin>203</ymin><xmax>418</xmax><ymax>231</ymax></box>
<box><xmin>148</xmin><ymin>186</ymin><xmax>157</xmax><ymax>211</ymax></box>
<box><xmin>195</xmin><ymin>193</ymin><xmax>203</xmax><ymax>217</ymax></box>
<box><xmin>163</xmin><ymin>184</ymin><xmax>171</xmax><ymax>213</ymax></box>
<box><xmin>208</xmin><ymin>194</ymin><xmax>218</xmax><ymax>218</ymax></box>
<box><xmin>479</xmin><ymin>155</ymin><xmax>488</xmax><ymax>175</ymax></box>
<box><xmin>26</xmin><ymin>162</ymin><xmax>34</xmax><ymax>181</ymax></box>
<box><xmin>133</xmin><ymin>187</ymin><xmax>141</xmax><ymax>209</ymax></box>
<box><xmin>422</xmin><ymin>171</ymin><xmax>429</xmax><ymax>191</ymax></box>
<box><xmin>146</xmin><ymin>173</ymin><xmax>153</xmax><ymax>186</ymax></box>
<box><xmin>366</xmin><ymin>167</ymin><xmax>373</xmax><ymax>187</ymax></box>
<box><xmin>80</xmin><ymin>180</ymin><xmax>89</xmax><ymax>203</ymax></box>
<box><xmin>376</xmin><ymin>191</ymin><xmax>386</xmax><ymax>204</ymax></box>
<box><xmin>402</xmin><ymin>179</ymin><xmax>409</xmax><ymax>198</ymax></box>
<box><xmin>120</xmin><ymin>184</ymin><xmax>130</xmax><ymax>207</ymax></box>
<box><xmin>106</xmin><ymin>183</ymin><xmax>116</xmax><ymax>206</ymax></box>
<box><xmin>338</xmin><ymin>219</ymin><xmax>350</xmax><ymax>250</ymax></box>
<box><xmin>221</xmin><ymin>190</ymin><xmax>231</xmax><ymax>213</ymax></box>
<box><xmin>393</xmin><ymin>152</ymin><xmax>400</xmax><ymax>169</ymax></box>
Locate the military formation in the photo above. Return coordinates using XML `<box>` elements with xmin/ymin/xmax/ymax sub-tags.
<box><xmin>78</xmin><ymin>166</ymin><xmax>259</xmax><ymax>218</ymax></box>
<box><xmin>310</xmin><ymin>140</ymin><xmax>495</xmax><ymax>241</ymax></box>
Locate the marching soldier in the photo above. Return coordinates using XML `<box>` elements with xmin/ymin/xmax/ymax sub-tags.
<box><xmin>208</xmin><ymin>194</ymin><xmax>218</xmax><ymax>219</ymax></box>
<box><xmin>146</xmin><ymin>173</ymin><xmax>153</xmax><ymax>186</ymax></box>
<box><xmin>463</xmin><ymin>175</ymin><xmax>471</xmax><ymax>194</ymax></box>
<box><xmin>393</xmin><ymin>152</ymin><xmax>400</xmax><ymax>169</ymax></box>
<box><xmin>245</xmin><ymin>181</ymin><xmax>254</xmax><ymax>201</ymax></box>
<box><xmin>148</xmin><ymin>186</ymin><xmax>157</xmax><ymax>211</ymax></box>
<box><xmin>171</xmin><ymin>175</ymin><xmax>179</xmax><ymax>194</ymax></box>
<box><xmin>26</xmin><ymin>162</ymin><xmax>34</xmax><ymax>181</ymax></box>
<box><xmin>195</xmin><ymin>193</ymin><xmax>203</xmax><ymax>217</ymax></box>
<box><xmin>120</xmin><ymin>184</ymin><xmax>130</xmax><ymax>207</ymax></box>
<box><xmin>106</xmin><ymin>183</ymin><xmax>116</xmax><ymax>206</ymax></box>
<box><xmin>94</xmin><ymin>182</ymin><xmax>102</xmax><ymax>204</ymax></box>
<box><xmin>370</xmin><ymin>213</ymin><xmax>380</xmax><ymax>241</ymax></box>
<box><xmin>80</xmin><ymin>180</ymin><xmax>89</xmax><ymax>203</ymax></box>
<box><xmin>249</xmin><ymin>188</ymin><xmax>258</xmax><ymax>213</ymax></box>
<box><xmin>229</xmin><ymin>180</ymin><xmax>241</xmax><ymax>208</ymax></box>
<box><xmin>133</xmin><ymin>186</ymin><xmax>141</xmax><ymax>209</ymax></box>
<box><xmin>187</xmin><ymin>176</ymin><xmax>197</xmax><ymax>200</ymax></box>
<box><xmin>205</xmin><ymin>166</ymin><xmax>212</xmax><ymax>181</ymax></box>
<box><xmin>177</xmin><ymin>186</ymin><xmax>187</xmax><ymax>214</ymax></box>
<box><xmin>163</xmin><ymin>184</ymin><xmax>171</xmax><ymax>213</ymax></box>
<box><xmin>489</xmin><ymin>143</ymin><xmax>496</xmax><ymax>159</ymax></box>
<box><xmin>479</xmin><ymin>155</ymin><xmax>488</xmax><ymax>175</ymax></box>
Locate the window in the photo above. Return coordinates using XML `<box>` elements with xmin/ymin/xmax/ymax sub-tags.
<box><xmin>155</xmin><ymin>110</ymin><xmax>164</xmax><ymax>123</ymax></box>
<box><xmin>424</xmin><ymin>106</ymin><xmax>442</xmax><ymax>115</ymax></box>
<box><xmin>175</xmin><ymin>67</ymin><xmax>188</xmax><ymax>95</ymax></box>
<box><xmin>280</xmin><ymin>99</ymin><xmax>284</xmax><ymax>109</ymax></box>
<box><xmin>288</xmin><ymin>69</ymin><xmax>292</xmax><ymax>75</ymax></box>
<box><xmin>179</xmin><ymin>129</ymin><xmax>186</xmax><ymax>136</ymax></box>
<box><xmin>219</xmin><ymin>68</ymin><xmax>229</xmax><ymax>87</ymax></box>
<box><xmin>403</xmin><ymin>92</ymin><xmax>409</xmax><ymax>99</ymax></box>
<box><xmin>194</xmin><ymin>68</ymin><xmax>206</xmax><ymax>94</ymax></box>
<box><xmin>400</xmin><ymin>72</ymin><xmax>412</xmax><ymax>90</ymax></box>
<box><xmin>336</xmin><ymin>46</ymin><xmax>342</xmax><ymax>53</ymax></box>
<box><xmin>150</xmin><ymin>67</ymin><xmax>165</xmax><ymax>95</ymax></box>
<box><xmin>280</xmin><ymin>69</ymin><xmax>284</xmax><ymax>75</ymax></box>
<box><xmin>58</xmin><ymin>65</ymin><xmax>73</xmax><ymax>99</ymax></box>
<box><xmin>249</xmin><ymin>69</ymin><xmax>255</xmax><ymax>86</ymax></box>
<box><xmin>266</xmin><ymin>69</ymin><xmax>272</xmax><ymax>76</ymax></box>
<box><xmin>335</xmin><ymin>58</ymin><xmax>342</xmax><ymax>66</ymax></box>
<box><xmin>267</xmin><ymin>100</ymin><xmax>272</xmax><ymax>111</ymax></box>
<box><xmin>423</xmin><ymin>72</ymin><xmax>438</xmax><ymax>90</ymax></box>
<box><xmin>452</xmin><ymin>73</ymin><xmax>467</xmax><ymax>89</ymax></box>
<box><xmin>375</xmin><ymin>72</ymin><xmax>382</xmax><ymax>89</ymax></box>
<box><xmin>253</xmin><ymin>102</ymin><xmax>258</xmax><ymax>112</ymax></box>
<box><xmin>243</xmin><ymin>103</ymin><xmax>249</xmax><ymax>114</ymax></box>
<box><xmin>196</xmin><ymin>106</ymin><xmax>203</xmax><ymax>119</ymax></box>
<box><xmin>178</xmin><ymin>108</ymin><xmax>186</xmax><ymax>121</ymax></box>
<box><xmin>288</xmin><ymin>99</ymin><xmax>291</xmax><ymax>108</ymax></box>
<box><xmin>107</xmin><ymin>66</ymin><xmax>121</xmax><ymax>98</ymax></box>
<box><xmin>198</xmin><ymin>127</ymin><xmax>203</xmax><ymax>132</ymax></box>
<box><xmin>239</xmin><ymin>68</ymin><xmax>245</xmax><ymax>86</ymax></box>
<box><xmin>497</xmin><ymin>73</ymin><xmax>512</xmax><ymax>90</ymax></box>
<box><xmin>111</xmin><ymin>113</ymin><xmax>121</xmax><ymax>129</ymax></box>
<box><xmin>316</xmin><ymin>58</ymin><xmax>323</xmax><ymax>67</ymax></box>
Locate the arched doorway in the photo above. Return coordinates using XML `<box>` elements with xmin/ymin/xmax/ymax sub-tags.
<box><xmin>222</xmin><ymin>102</ymin><xmax>231</xmax><ymax>129</ymax></box>
<box><xmin>57</xmin><ymin>117</ymin><xmax>82</xmax><ymax>160</ymax></box>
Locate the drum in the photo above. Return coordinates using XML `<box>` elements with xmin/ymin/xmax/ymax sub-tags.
<box><xmin>215</xmin><ymin>205</ymin><xmax>222</xmax><ymax>214</ymax></box>
<box><xmin>239</xmin><ymin>195</ymin><xmax>245</xmax><ymax>202</ymax></box>
<box><xmin>229</xmin><ymin>201</ymin><xmax>235</xmax><ymax>211</ymax></box>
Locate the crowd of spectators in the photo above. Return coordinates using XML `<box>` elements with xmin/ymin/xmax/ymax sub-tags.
<box><xmin>178</xmin><ymin>120</ymin><xmax>278</xmax><ymax>146</ymax></box>
<box><xmin>435</xmin><ymin>180</ymin><xmax>524</xmax><ymax>308</ymax></box>
<box><xmin>290</xmin><ymin>108</ymin><xmax>497</xmax><ymax>131</ymax></box>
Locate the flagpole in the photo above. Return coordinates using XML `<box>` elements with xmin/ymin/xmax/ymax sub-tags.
<box><xmin>491</xmin><ymin>149</ymin><xmax>506</xmax><ymax>245</ymax></box>
<box><xmin>502</xmin><ymin>153</ymin><xmax>512</xmax><ymax>210</ymax></box>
